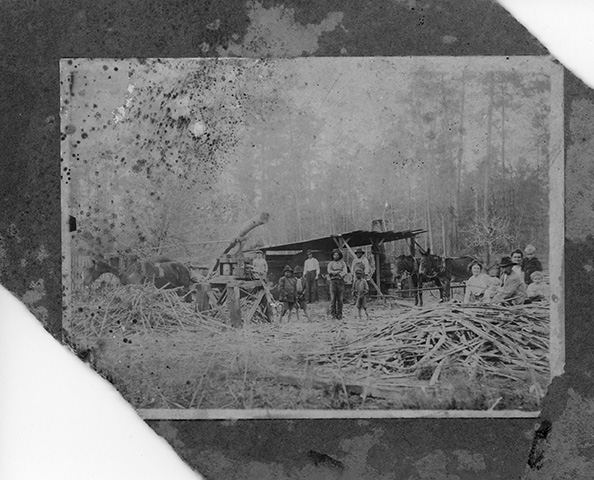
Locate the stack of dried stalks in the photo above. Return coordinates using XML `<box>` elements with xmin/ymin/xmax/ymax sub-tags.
<box><xmin>70</xmin><ymin>284</ymin><xmax>228</xmax><ymax>337</ymax></box>
<box><xmin>312</xmin><ymin>302</ymin><xmax>550</xmax><ymax>386</ymax></box>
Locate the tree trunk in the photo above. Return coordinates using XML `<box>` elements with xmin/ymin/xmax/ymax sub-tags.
<box><xmin>441</xmin><ymin>213</ymin><xmax>447</xmax><ymax>256</ymax></box>
<box><xmin>484</xmin><ymin>72</ymin><xmax>495</xmax><ymax>221</ymax></box>
<box><xmin>500</xmin><ymin>78</ymin><xmax>506</xmax><ymax>173</ymax></box>
<box><xmin>454</xmin><ymin>69</ymin><xmax>466</xmax><ymax>253</ymax></box>
<box><xmin>425</xmin><ymin>169</ymin><xmax>433</xmax><ymax>252</ymax></box>
<box><xmin>474</xmin><ymin>185</ymin><xmax>479</xmax><ymax>223</ymax></box>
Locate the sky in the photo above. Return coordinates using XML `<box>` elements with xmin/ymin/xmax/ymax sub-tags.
<box><xmin>67</xmin><ymin>55</ymin><xmax>560</xmax><ymax>202</ymax></box>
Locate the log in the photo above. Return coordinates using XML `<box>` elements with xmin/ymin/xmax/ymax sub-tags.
<box><xmin>209</xmin><ymin>212</ymin><xmax>270</xmax><ymax>276</ymax></box>
<box><xmin>222</xmin><ymin>212</ymin><xmax>270</xmax><ymax>255</ymax></box>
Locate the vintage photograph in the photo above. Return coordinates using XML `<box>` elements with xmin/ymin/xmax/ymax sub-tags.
<box><xmin>61</xmin><ymin>56</ymin><xmax>563</xmax><ymax>417</ymax></box>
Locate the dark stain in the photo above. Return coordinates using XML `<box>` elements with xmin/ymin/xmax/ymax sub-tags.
<box><xmin>307</xmin><ymin>450</ymin><xmax>345</xmax><ymax>471</ymax></box>
<box><xmin>69</xmin><ymin>215</ymin><xmax>77</xmax><ymax>232</ymax></box>
<box><xmin>526</xmin><ymin>420</ymin><xmax>551</xmax><ymax>470</ymax></box>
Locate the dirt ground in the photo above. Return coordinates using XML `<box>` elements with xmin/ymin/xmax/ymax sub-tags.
<box><xmin>71</xmin><ymin>285</ymin><xmax>548</xmax><ymax>412</ymax></box>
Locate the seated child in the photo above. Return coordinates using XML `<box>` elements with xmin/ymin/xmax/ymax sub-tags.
<box><xmin>525</xmin><ymin>271</ymin><xmax>549</xmax><ymax>302</ymax></box>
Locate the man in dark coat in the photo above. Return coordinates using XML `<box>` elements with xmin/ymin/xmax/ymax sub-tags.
<box><xmin>492</xmin><ymin>256</ymin><xmax>527</xmax><ymax>305</ymax></box>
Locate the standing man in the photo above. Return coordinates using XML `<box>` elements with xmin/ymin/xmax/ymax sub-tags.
<box><xmin>251</xmin><ymin>250</ymin><xmax>268</xmax><ymax>280</ymax></box>
<box><xmin>303</xmin><ymin>249</ymin><xmax>320</xmax><ymax>303</ymax></box>
<box><xmin>350</xmin><ymin>248</ymin><xmax>373</xmax><ymax>279</ymax></box>
<box><xmin>327</xmin><ymin>249</ymin><xmax>348</xmax><ymax>320</ymax></box>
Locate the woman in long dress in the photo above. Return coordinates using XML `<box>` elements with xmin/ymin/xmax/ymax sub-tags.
<box><xmin>464</xmin><ymin>261</ymin><xmax>500</xmax><ymax>304</ymax></box>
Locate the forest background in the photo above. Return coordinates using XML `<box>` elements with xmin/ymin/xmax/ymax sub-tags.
<box><xmin>65</xmin><ymin>57</ymin><xmax>557</xmax><ymax>267</ymax></box>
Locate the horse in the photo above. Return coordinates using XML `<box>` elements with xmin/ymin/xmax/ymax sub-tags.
<box><xmin>83</xmin><ymin>255</ymin><xmax>193</xmax><ymax>301</ymax></box>
<box><xmin>418</xmin><ymin>249</ymin><xmax>476</xmax><ymax>304</ymax></box>
<box><xmin>393</xmin><ymin>255</ymin><xmax>423</xmax><ymax>306</ymax></box>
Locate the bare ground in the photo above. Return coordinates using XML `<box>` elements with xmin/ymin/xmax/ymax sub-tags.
<box><xmin>68</xmin><ymin>286</ymin><xmax>549</xmax><ymax>412</ymax></box>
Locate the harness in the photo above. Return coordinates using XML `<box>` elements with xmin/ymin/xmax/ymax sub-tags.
<box><xmin>421</xmin><ymin>255</ymin><xmax>447</xmax><ymax>279</ymax></box>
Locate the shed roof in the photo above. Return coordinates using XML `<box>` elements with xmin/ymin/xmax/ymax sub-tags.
<box><xmin>258</xmin><ymin>228</ymin><xmax>426</xmax><ymax>253</ymax></box>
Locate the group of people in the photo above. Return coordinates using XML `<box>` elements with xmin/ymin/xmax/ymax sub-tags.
<box><xmin>276</xmin><ymin>248</ymin><xmax>372</xmax><ymax>322</ymax></box>
<box><xmin>463</xmin><ymin>244</ymin><xmax>549</xmax><ymax>305</ymax></box>
<box><xmin>251</xmin><ymin>249</ymin><xmax>317</xmax><ymax>323</ymax></box>
<box><xmin>251</xmin><ymin>247</ymin><xmax>373</xmax><ymax>322</ymax></box>
<box><xmin>325</xmin><ymin>248</ymin><xmax>371</xmax><ymax>321</ymax></box>
<box><xmin>276</xmin><ymin>264</ymin><xmax>311</xmax><ymax>322</ymax></box>
<box><xmin>253</xmin><ymin>242</ymin><xmax>548</xmax><ymax>322</ymax></box>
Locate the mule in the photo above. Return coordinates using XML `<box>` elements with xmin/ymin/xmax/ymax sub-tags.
<box><xmin>83</xmin><ymin>256</ymin><xmax>193</xmax><ymax>301</ymax></box>
<box><xmin>418</xmin><ymin>250</ymin><xmax>476</xmax><ymax>304</ymax></box>
<box><xmin>393</xmin><ymin>255</ymin><xmax>423</xmax><ymax>306</ymax></box>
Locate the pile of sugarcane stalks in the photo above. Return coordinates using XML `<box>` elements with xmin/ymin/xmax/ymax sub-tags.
<box><xmin>312</xmin><ymin>302</ymin><xmax>550</xmax><ymax>387</ymax></box>
<box><xmin>70</xmin><ymin>284</ymin><xmax>229</xmax><ymax>337</ymax></box>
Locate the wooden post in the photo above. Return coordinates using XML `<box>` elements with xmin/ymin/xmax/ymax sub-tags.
<box><xmin>227</xmin><ymin>285</ymin><xmax>242</xmax><ymax>328</ymax></box>
<box><xmin>194</xmin><ymin>284</ymin><xmax>210</xmax><ymax>312</ymax></box>
<box><xmin>375</xmin><ymin>251</ymin><xmax>381</xmax><ymax>295</ymax></box>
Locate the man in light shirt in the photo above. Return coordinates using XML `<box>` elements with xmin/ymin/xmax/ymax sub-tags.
<box><xmin>251</xmin><ymin>250</ymin><xmax>268</xmax><ymax>280</ymax></box>
<box><xmin>351</xmin><ymin>248</ymin><xmax>373</xmax><ymax>279</ymax></box>
<box><xmin>303</xmin><ymin>249</ymin><xmax>320</xmax><ymax>303</ymax></box>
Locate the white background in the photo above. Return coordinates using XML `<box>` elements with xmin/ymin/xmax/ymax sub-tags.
<box><xmin>1</xmin><ymin>2</ymin><xmax>593</xmax><ymax>479</ymax></box>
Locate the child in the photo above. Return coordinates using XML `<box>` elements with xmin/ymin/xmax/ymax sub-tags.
<box><xmin>353</xmin><ymin>267</ymin><xmax>370</xmax><ymax>321</ymax></box>
<box><xmin>293</xmin><ymin>266</ymin><xmax>312</xmax><ymax>322</ymax></box>
<box><xmin>278</xmin><ymin>265</ymin><xmax>297</xmax><ymax>322</ymax></box>
<box><xmin>525</xmin><ymin>271</ymin><xmax>549</xmax><ymax>303</ymax></box>
<box><xmin>483</xmin><ymin>265</ymin><xmax>501</xmax><ymax>303</ymax></box>
<box><xmin>522</xmin><ymin>244</ymin><xmax>544</xmax><ymax>285</ymax></box>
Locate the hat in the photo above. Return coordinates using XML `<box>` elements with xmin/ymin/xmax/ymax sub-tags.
<box><xmin>294</xmin><ymin>265</ymin><xmax>303</xmax><ymax>274</ymax></box>
<box><xmin>499</xmin><ymin>256</ymin><xmax>515</xmax><ymax>268</ymax></box>
<box><xmin>283</xmin><ymin>265</ymin><xmax>293</xmax><ymax>273</ymax></box>
<box><xmin>354</xmin><ymin>266</ymin><xmax>364</xmax><ymax>274</ymax></box>
<box><xmin>355</xmin><ymin>248</ymin><xmax>364</xmax><ymax>255</ymax></box>
<box><xmin>254</xmin><ymin>249</ymin><xmax>263</xmax><ymax>255</ymax></box>
<box><xmin>306</xmin><ymin>249</ymin><xmax>313</xmax><ymax>255</ymax></box>
<box><xmin>331</xmin><ymin>249</ymin><xmax>343</xmax><ymax>260</ymax></box>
